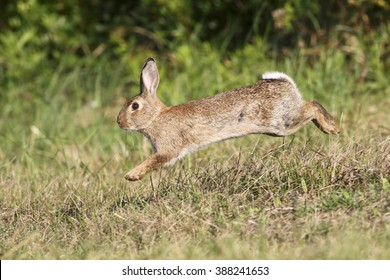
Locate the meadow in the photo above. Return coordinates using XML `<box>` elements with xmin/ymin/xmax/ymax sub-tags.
<box><xmin>1</xmin><ymin>24</ymin><xmax>389</xmax><ymax>258</ymax></box>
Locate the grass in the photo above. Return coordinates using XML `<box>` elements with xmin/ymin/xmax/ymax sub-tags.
<box><xmin>0</xmin><ymin>36</ymin><xmax>389</xmax><ymax>259</ymax></box>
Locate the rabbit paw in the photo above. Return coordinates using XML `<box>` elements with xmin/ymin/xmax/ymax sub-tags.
<box><xmin>124</xmin><ymin>169</ymin><xmax>145</xmax><ymax>181</ymax></box>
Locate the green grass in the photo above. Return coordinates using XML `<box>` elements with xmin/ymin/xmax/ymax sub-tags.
<box><xmin>0</xmin><ymin>36</ymin><xmax>389</xmax><ymax>259</ymax></box>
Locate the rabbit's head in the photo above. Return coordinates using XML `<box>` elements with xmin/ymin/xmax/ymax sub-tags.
<box><xmin>117</xmin><ymin>58</ymin><xmax>165</xmax><ymax>131</ymax></box>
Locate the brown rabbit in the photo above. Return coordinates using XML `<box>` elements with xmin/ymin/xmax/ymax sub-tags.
<box><xmin>117</xmin><ymin>58</ymin><xmax>340</xmax><ymax>181</ymax></box>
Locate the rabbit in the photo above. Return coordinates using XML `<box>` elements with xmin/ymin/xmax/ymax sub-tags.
<box><xmin>117</xmin><ymin>57</ymin><xmax>340</xmax><ymax>181</ymax></box>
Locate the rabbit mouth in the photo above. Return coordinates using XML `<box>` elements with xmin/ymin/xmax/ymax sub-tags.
<box><xmin>117</xmin><ymin>116</ymin><xmax>136</xmax><ymax>132</ymax></box>
<box><xmin>117</xmin><ymin>121</ymin><xmax>135</xmax><ymax>131</ymax></box>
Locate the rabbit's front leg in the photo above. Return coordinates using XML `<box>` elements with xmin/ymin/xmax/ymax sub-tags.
<box><xmin>124</xmin><ymin>152</ymin><xmax>175</xmax><ymax>181</ymax></box>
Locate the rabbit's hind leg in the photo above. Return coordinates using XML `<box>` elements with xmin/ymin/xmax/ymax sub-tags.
<box><xmin>285</xmin><ymin>101</ymin><xmax>340</xmax><ymax>135</ymax></box>
<box><xmin>309</xmin><ymin>101</ymin><xmax>340</xmax><ymax>134</ymax></box>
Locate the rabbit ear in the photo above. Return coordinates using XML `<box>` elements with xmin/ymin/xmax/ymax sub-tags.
<box><xmin>140</xmin><ymin>57</ymin><xmax>159</xmax><ymax>98</ymax></box>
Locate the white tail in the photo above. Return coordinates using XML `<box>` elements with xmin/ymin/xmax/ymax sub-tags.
<box><xmin>262</xmin><ymin>72</ymin><xmax>297</xmax><ymax>89</ymax></box>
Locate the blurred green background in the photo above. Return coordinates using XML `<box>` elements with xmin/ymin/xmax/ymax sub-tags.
<box><xmin>1</xmin><ymin>0</ymin><xmax>389</xmax><ymax>86</ymax></box>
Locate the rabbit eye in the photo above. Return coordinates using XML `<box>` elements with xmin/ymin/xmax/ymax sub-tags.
<box><xmin>131</xmin><ymin>102</ymin><xmax>139</xmax><ymax>110</ymax></box>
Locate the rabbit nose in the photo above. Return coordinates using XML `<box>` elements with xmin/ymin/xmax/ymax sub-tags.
<box><xmin>116</xmin><ymin>115</ymin><xmax>121</xmax><ymax>126</ymax></box>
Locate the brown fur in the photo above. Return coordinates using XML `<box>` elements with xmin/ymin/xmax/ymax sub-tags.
<box><xmin>117</xmin><ymin>58</ymin><xmax>340</xmax><ymax>181</ymax></box>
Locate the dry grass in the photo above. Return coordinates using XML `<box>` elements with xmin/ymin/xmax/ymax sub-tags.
<box><xmin>1</xmin><ymin>118</ymin><xmax>389</xmax><ymax>259</ymax></box>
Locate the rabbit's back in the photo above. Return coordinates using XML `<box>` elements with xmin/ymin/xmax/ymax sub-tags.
<box><xmin>170</xmin><ymin>77</ymin><xmax>301</xmax><ymax>121</ymax></box>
